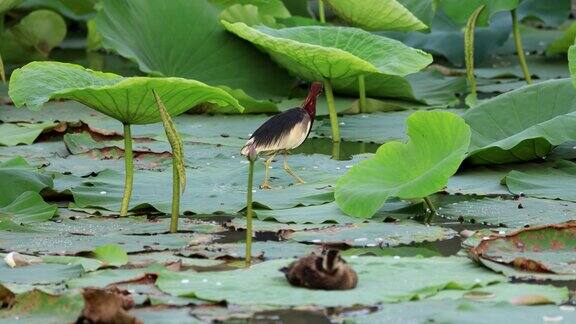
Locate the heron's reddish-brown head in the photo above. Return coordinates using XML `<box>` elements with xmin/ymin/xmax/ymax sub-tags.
<box><xmin>301</xmin><ymin>82</ymin><xmax>323</xmax><ymax>119</ymax></box>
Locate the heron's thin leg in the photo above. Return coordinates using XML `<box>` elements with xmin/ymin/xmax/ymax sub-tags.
<box><xmin>260</xmin><ymin>153</ymin><xmax>276</xmax><ymax>189</ymax></box>
<box><xmin>283</xmin><ymin>152</ymin><xmax>305</xmax><ymax>184</ymax></box>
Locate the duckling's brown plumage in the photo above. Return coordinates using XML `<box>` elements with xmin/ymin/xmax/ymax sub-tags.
<box><xmin>280</xmin><ymin>249</ymin><xmax>358</xmax><ymax>290</ymax></box>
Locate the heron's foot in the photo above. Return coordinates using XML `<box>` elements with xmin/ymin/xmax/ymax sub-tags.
<box><xmin>260</xmin><ymin>182</ymin><xmax>273</xmax><ymax>190</ymax></box>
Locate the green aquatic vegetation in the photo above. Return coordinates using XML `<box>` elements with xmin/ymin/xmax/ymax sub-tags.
<box><xmin>335</xmin><ymin>111</ymin><xmax>470</xmax><ymax>219</ymax></box>
<box><xmin>464</xmin><ymin>5</ymin><xmax>486</xmax><ymax>106</ymax></box>
<box><xmin>324</xmin><ymin>0</ymin><xmax>427</xmax><ymax>112</ymax></box>
<box><xmin>153</xmin><ymin>90</ymin><xmax>186</xmax><ymax>233</ymax></box>
<box><xmin>94</xmin><ymin>0</ymin><xmax>294</xmax><ymax>100</ymax></box>
<box><xmin>222</xmin><ymin>21</ymin><xmax>432</xmax><ymax>142</ymax></box>
<box><xmin>443</xmin><ymin>0</ymin><xmax>532</xmax><ymax>105</ymax></box>
<box><xmin>325</xmin><ymin>0</ymin><xmax>427</xmax><ymax>31</ymax></box>
<box><xmin>8</xmin><ymin>61</ymin><xmax>242</xmax><ymax>216</ymax></box>
<box><xmin>464</xmin><ymin>79</ymin><xmax>576</xmax><ymax>164</ymax></box>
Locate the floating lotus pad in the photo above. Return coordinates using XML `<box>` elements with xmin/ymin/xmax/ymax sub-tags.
<box><xmin>157</xmin><ymin>256</ymin><xmax>503</xmax><ymax>307</ymax></box>
<box><xmin>469</xmin><ymin>221</ymin><xmax>576</xmax><ymax>278</ymax></box>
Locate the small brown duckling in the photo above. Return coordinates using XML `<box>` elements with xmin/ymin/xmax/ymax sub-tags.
<box><xmin>280</xmin><ymin>249</ymin><xmax>358</xmax><ymax>290</ymax></box>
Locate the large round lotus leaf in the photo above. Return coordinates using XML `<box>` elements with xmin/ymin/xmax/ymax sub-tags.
<box><xmin>95</xmin><ymin>0</ymin><xmax>294</xmax><ymax>99</ymax></box>
<box><xmin>505</xmin><ymin>160</ymin><xmax>576</xmax><ymax>202</ymax></box>
<box><xmin>335</xmin><ymin>111</ymin><xmax>470</xmax><ymax>218</ymax></box>
<box><xmin>325</xmin><ymin>0</ymin><xmax>427</xmax><ymax>31</ymax></box>
<box><xmin>441</xmin><ymin>0</ymin><xmax>520</xmax><ymax>26</ymax></box>
<box><xmin>350</xmin><ymin>300</ymin><xmax>576</xmax><ymax>324</ymax></box>
<box><xmin>464</xmin><ymin>79</ymin><xmax>576</xmax><ymax>164</ymax></box>
<box><xmin>157</xmin><ymin>256</ymin><xmax>503</xmax><ymax>307</ymax></box>
<box><xmin>469</xmin><ymin>221</ymin><xmax>576</xmax><ymax>277</ymax></box>
<box><xmin>221</xmin><ymin>21</ymin><xmax>432</xmax><ymax>81</ymax></box>
<box><xmin>286</xmin><ymin>221</ymin><xmax>456</xmax><ymax>247</ymax></box>
<box><xmin>439</xmin><ymin>196</ymin><xmax>576</xmax><ymax>227</ymax></box>
<box><xmin>8</xmin><ymin>61</ymin><xmax>243</xmax><ymax>125</ymax></box>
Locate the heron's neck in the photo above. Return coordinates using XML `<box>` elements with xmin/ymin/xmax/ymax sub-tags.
<box><xmin>302</xmin><ymin>96</ymin><xmax>317</xmax><ymax>120</ymax></box>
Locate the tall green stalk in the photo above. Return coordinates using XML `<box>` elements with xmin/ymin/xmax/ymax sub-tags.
<box><xmin>0</xmin><ymin>52</ymin><xmax>5</xmax><ymax>84</ymax></box>
<box><xmin>120</xmin><ymin>123</ymin><xmax>134</xmax><ymax>217</ymax></box>
<box><xmin>245</xmin><ymin>149</ymin><xmax>256</xmax><ymax>267</ymax></box>
<box><xmin>423</xmin><ymin>196</ymin><xmax>437</xmax><ymax>224</ymax></box>
<box><xmin>323</xmin><ymin>78</ymin><xmax>341</xmax><ymax>143</ymax></box>
<box><xmin>153</xmin><ymin>90</ymin><xmax>186</xmax><ymax>233</ymax></box>
<box><xmin>511</xmin><ymin>9</ymin><xmax>532</xmax><ymax>84</ymax></box>
<box><xmin>358</xmin><ymin>74</ymin><xmax>367</xmax><ymax>113</ymax></box>
<box><xmin>170</xmin><ymin>159</ymin><xmax>180</xmax><ymax>233</ymax></box>
<box><xmin>464</xmin><ymin>5</ymin><xmax>485</xmax><ymax>107</ymax></box>
<box><xmin>318</xmin><ymin>0</ymin><xmax>326</xmax><ymax>23</ymax></box>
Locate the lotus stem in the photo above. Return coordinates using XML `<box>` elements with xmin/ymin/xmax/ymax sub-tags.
<box><xmin>464</xmin><ymin>5</ymin><xmax>485</xmax><ymax>106</ymax></box>
<box><xmin>318</xmin><ymin>0</ymin><xmax>326</xmax><ymax>23</ymax></box>
<box><xmin>170</xmin><ymin>158</ymin><xmax>180</xmax><ymax>233</ymax></box>
<box><xmin>423</xmin><ymin>196</ymin><xmax>438</xmax><ymax>224</ymax></box>
<box><xmin>245</xmin><ymin>158</ymin><xmax>255</xmax><ymax>267</ymax></box>
<box><xmin>332</xmin><ymin>141</ymin><xmax>340</xmax><ymax>160</ymax></box>
<box><xmin>323</xmin><ymin>78</ymin><xmax>341</xmax><ymax>143</ymax></box>
<box><xmin>511</xmin><ymin>9</ymin><xmax>532</xmax><ymax>84</ymax></box>
<box><xmin>152</xmin><ymin>90</ymin><xmax>186</xmax><ymax>233</ymax></box>
<box><xmin>120</xmin><ymin>123</ymin><xmax>134</xmax><ymax>217</ymax></box>
<box><xmin>0</xmin><ymin>52</ymin><xmax>5</xmax><ymax>84</ymax></box>
<box><xmin>358</xmin><ymin>74</ymin><xmax>367</xmax><ymax>113</ymax></box>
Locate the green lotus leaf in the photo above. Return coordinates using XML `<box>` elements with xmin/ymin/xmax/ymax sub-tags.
<box><xmin>220</xmin><ymin>4</ymin><xmax>279</xmax><ymax>27</ymax></box>
<box><xmin>0</xmin><ymin>121</ymin><xmax>57</xmax><ymax>146</ymax></box>
<box><xmin>0</xmin><ymin>157</ymin><xmax>52</xmax><ymax>208</ymax></box>
<box><xmin>350</xmin><ymin>300</ymin><xmax>574</xmax><ymax>323</ymax></box>
<box><xmin>0</xmin><ymin>191</ymin><xmax>57</xmax><ymax>231</ymax></box>
<box><xmin>505</xmin><ymin>160</ymin><xmax>576</xmax><ymax>202</ymax></box>
<box><xmin>325</xmin><ymin>0</ymin><xmax>427</xmax><ymax>31</ymax></box>
<box><xmin>440</xmin><ymin>196</ymin><xmax>576</xmax><ymax>228</ymax></box>
<box><xmin>0</xmin><ymin>0</ymin><xmax>22</xmax><ymax>13</ymax></box>
<box><xmin>0</xmin><ymin>9</ymin><xmax>67</xmax><ymax>62</ymax></box>
<box><xmin>210</xmin><ymin>0</ymin><xmax>291</xmax><ymax>18</ymax></box>
<box><xmin>20</xmin><ymin>0</ymin><xmax>96</xmax><ymax>21</ymax></box>
<box><xmin>335</xmin><ymin>111</ymin><xmax>470</xmax><ymax>218</ymax></box>
<box><xmin>221</xmin><ymin>21</ymin><xmax>433</xmax><ymax>81</ymax></box>
<box><xmin>546</xmin><ymin>21</ymin><xmax>576</xmax><ymax>56</ymax></box>
<box><xmin>469</xmin><ymin>221</ymin><xmax>576</xmax><ymax>277</ymax></box>
<box><xmin>464</xmin><ymin>79</ymin><xmax>576</xmax><ymax>164</ymax></box>
<box><xmin>157</xmin><ymin>256</ymin><xmax>502</xmax><ymax>306</ymax></box>
<box><xmin>8</xmin><ymin>61</ymin><xmax>243</xmax><ymax>125</ymax></box>
<box><xmin>397</xmin><ymin>0</ymin><xmax>438</xmax><ymax>27</ymax></box>
<box><xmin>441</xmin><ymin>0</ymin><xmax>520</xmax><ymax>26</ymax></box>
<box><xmin>94</xmin><ymin>0</ymin><xmax>294</xmax><ymax>99</ymax></box>
<box><xmin>91</xmin><ymin>244</ymin><xmax>128</xmax><ymax>267</ymax></box>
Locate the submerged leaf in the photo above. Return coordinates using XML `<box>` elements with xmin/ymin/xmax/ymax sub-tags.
<box><xmin>335</xmin><ymin>111</ymin><xmax>470</xmax><ymax>218</ymax></box>
<box><xmin>9</xmin><ymin>61</ymin><xmax>243</xmax><ymax>125</ymax></box>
